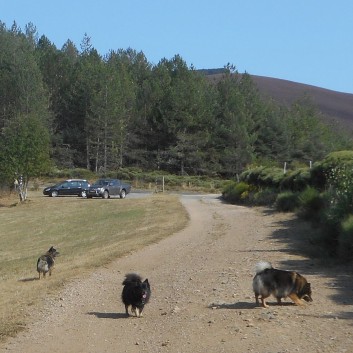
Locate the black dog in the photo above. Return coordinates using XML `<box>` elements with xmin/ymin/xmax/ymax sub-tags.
<box><xmin>121</xmin><ymin>273</ymin><xmax>151</xmax><ymax>317</ymax></box>
<box><xmin>37</xmin><ymin>246</ymin><xmax>59</xmax><ymax>279</ymax></box>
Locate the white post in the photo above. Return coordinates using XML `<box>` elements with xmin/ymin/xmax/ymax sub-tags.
<box><xmin>162</xmin><ymin>176</ymin><xmax>165</xmax><ymax>192</ymax></box>
<box><xmin>283</xmin><ymin>162</ymin><xmax>287</xmax><ymax>174</ymax></box>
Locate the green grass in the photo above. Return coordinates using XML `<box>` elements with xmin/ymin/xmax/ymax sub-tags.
<box><xmin>0</xmin><ymin>191</ymin><xmax>189</xmax><ymax>341</ymax></box>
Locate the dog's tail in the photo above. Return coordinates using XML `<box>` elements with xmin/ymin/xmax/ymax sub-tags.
<box><xmin>122</xmin><ymin>273</ymin><xmax>142</xmax><ymax>285</ymax></box>
<box><xmin>37</xmin><ymin>257</ymin><xmax>49</xmax><ymax>273</ymax></box>
<box><xmin>254</xmin><ymin>261</ymin><xmax>273</xmax><ymax>274</ymax></box>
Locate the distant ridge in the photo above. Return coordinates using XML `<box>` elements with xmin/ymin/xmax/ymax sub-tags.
<box><xmin>251</xmin><ymin>75</ymin><xmax>353</xmax><ymax>131</ymax></box>
<box><xmin>202</xmin><ymin>70</ymin><xmax>353</xmax><ymax>131</ymax></box>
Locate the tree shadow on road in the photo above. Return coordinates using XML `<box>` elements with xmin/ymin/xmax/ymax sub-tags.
<box><xmin>260</xmin><ymin>207</ymin><xmax>353</xmax><ymax>321</ymax></box>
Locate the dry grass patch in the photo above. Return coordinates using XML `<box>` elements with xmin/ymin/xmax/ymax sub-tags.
<box><xmin>0</xmin><ymin>191</ymin><xmax>188</xmax><ymax>341</ymax></box>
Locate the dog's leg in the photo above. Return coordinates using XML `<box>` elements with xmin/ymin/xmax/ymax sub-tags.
<box><xmin>260</xmin><ymin>296</ymin><xmax>270</xmax><ymax>308</ymax></box>
<box><xmin>125</xmin><ymin>305</ymin><xmax>129</xmax><ymax>316</ymax></box>
<box><xmin>255</xmin><ymin>294</ymin><xmax>260</xmax><ymax>306</ymax></box>
<box><xmin>276</xmin><ymin>297</ymin><xmax>282</xmax><ymax>305</ymax></box>
<box><xmin>288</xmin><ymin>293</ymin><xmax>305</xmax><ymax>306</ymax></box>
<box><xmin>135</xmin><ymin>307</ymin><xmax>140</xmax><ymax>317</ymax></box>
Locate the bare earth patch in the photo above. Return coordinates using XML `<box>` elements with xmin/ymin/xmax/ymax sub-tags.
<box><xmin>1</xmin><ymin>194</ymin><xmax>352</xmax><ymax>353</ymax></box>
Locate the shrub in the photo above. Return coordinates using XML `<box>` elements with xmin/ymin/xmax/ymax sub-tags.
<box><xmin>222</xmin><ymin>181</ymin><xmax>251</xmax><ymax>204</ymax></box>
<box><xmin>46</xmin><ymin>168</ymin><xmax>96</xmax><ymax>181</ymax></box>
<box><xmin>30</xmin><ymin>178</ymin><xmax>41</xmax><ymax>191</ymax></box>
<box><xmin>275</xmin><ymin>191</ymin><xmax>299</xmax><ymax>212</ymax></box>
<box><xmin>280</xmin><ymin>168</ymin><xmax>311</xmax><ymax>192</ymax></box>
<box><xmin>298</xmin><ymin>187</ymin><xmax>327</xmax><ymax>221</ymax></box>
<box><xmin>70</xmin><ymin>168</ymin><xmax>95</xmax><ymax>180</ymax></box>
<box><xmin>310</xmin><ymin>150</ymin><xmax>353</xmax><ymax>190</ymax></box>
<box><xmin>337</xmin><ymin>215</ymin><xmax>353</xmax><ymax>262</ymax></box>
<box><xmin>115</xmin><ymin>167</ymin><xmax>143</xmax><ymax>180</ymax></box>
<box><xmin>241</xmin><ymin>166</ymin><xmax>284</xmax><ymax>188</ymax></box>
<box><xmin>250</xmin><ymin>188</ymin><xmax>278</xmax><ymax>206</ymax></box>
<box><xmin>324</xmin><ymin>164</ymin><xmax>353</xmax><ymax>225</ymax></box>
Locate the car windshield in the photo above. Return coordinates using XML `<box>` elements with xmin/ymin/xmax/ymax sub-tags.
<box><xmin>93</xmin><ymin>180</ymin><xmax>110</xmax><ymax>186</ymax></box>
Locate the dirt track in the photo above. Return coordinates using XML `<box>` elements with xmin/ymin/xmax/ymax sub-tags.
<box><xmin>1</xmin><ymin>194</ymin><xmax>353</xmax><ymax>353</ymax></box>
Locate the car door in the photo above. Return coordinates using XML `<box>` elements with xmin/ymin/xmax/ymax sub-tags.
<box><xmin>58</xmin><ymin>181</ymin><xmax>70</xmax><ymax>196</ymax></box>
<box><xmin>109</xmin><ymin>180</ymin><xmax>120</xmax><ymax>196</ymax></box>
<box><xmin>76</xmin><ymin>181</ymin><xmax>85</xmax><ymax>196</ymax></box>
<box><xmin>70</xmin><ymin>181</ymin><xmax>80</xmax><ymax>195</ymax></box>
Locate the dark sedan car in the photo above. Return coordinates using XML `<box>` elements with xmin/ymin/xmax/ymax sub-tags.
<box><xmin>87</xmin><ymin>178</ymin><xmax>131</xmax><ymax>199</ymax></box>
<box><xmin>43</xmin><ymin>179</ymin><xmax>90</xmax><ymax>197</ymax></box>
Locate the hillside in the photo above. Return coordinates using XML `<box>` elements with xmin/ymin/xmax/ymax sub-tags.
<box><xmin>205</xmin><ymin>71</ymin><xmax>353</xmax><ymax>132</ymax></box>
<box><xmin>252</xmin><ymin>75</ymin><xmax>353</xmax><ymax>131</ymax></box>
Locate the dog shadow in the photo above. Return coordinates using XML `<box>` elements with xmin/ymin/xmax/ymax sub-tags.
<box><xmin>18</xmin><ymin>277</ymin><xmax>38</xmax><ymax>282</ymax></box>
<box><xmin>209</xmin><ymin>301</ymin><xmax>255</xmax><ymax>310</ymax></box>
<box><xmin>87</xmin><ymin>311</ymin><xmax>128</xmax><ymax>319</ymax></box>
<box><xmin>209</xmin><ymin>301</ymin><xmax>296</xmax><ymax>310</ymax></box>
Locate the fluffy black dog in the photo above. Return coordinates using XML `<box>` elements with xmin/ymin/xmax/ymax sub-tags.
<box><xmin>121</xmin><ymin>273</ymin><xmax>151</xmax><ymax>317</ymax></box>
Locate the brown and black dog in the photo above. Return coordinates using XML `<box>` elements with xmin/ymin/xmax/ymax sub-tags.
<box><xmin>37</xmin><ymin>246</ymin><xmax>59</xmax><ymax>279</ymax></box>
<box><xmin>253</xmin><ymin>261</ymin><xmax>312</xmax><ymax>308</ymax></box>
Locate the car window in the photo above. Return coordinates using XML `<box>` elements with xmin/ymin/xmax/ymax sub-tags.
<box><xmin>61</xmin><ymin>182</ymin><xmax>69</xmax><ymax>188</ymax></box>
<box><xmin>71</xmin><ymin>181</ymin><xmax>79</xmax><ymax>187</ymax></box>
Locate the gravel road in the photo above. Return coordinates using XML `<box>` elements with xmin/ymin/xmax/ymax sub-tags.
<box><xmin>1</xmin><ymin>194</ymin><xmax>353</xmax><ymax>353</ymax></box>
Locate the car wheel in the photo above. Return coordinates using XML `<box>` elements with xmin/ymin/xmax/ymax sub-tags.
<box><xmin>102</xmin><ymin>190</ymin><xmax>109</xmax><ymax>199</ymax></box>
<box><xmin>51</xmin><ymin>190</ymin><xmax>58</xmax><ymax>197</ymax></box>
<box><xmin>80</xmin><ymin>191</ymin><xmax>87</xmax><ymax>198</ymax></box>
<box><xmin>120</xmin><ymin>189</ymin><xmax>126</xmax><ymax>199</ymax></box>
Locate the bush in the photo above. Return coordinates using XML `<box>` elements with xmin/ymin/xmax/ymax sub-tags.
<box><xmin>323</xmin><ymin>164</ymin><xmax>353</xmax><ymax>228</ymax></box>
<box><xmin>298</xmin><ymin>187</ymin><xmax>327</xmax><ymax>221</ymax></box>
<box><xmin>250</xmin><ymin>188</ymin><xmax>278</xmax><ymax>206</ymax></box>
<box><xmin>241</xmin><ymin>166</ymin><xmax>284</xmax><ymax>188</ymax></box>
<box><xmin>46</xmin><ymin>168</ymin><xmax>96</xmax><ymax>181</ymax></box>
<box><xmin>222</xmin><ymin>181</ymin><xmax>251</xmax><ymax>204</ymax></box>
<box><xmin>337</xmin><ymin>215</ymin><xmax>353</xmax><ymax>261</ymax></box>
<box><xmin>275</xmin><ymin>191</ymin><xmax>299</xmax><ymax>212</ymax></box>
<box><xmin>280</xmin><ymin>168</ymin><xmax>311</xmax><ymax>192</ymax></box>
<box><xmin>310</xmin><ymin>150</ymin><xmax>353</xmax><ymax>190</ymax></box>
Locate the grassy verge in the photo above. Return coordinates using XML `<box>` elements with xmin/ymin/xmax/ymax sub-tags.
<box><xmin>0</xmin><ymin>191</ymin><xmax>188</xmax><ymax>341</ymax></box>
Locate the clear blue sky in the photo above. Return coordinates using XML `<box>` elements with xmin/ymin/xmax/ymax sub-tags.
<box><xmin>2</xmin><ymin>0</ymin><xmax>353</xmax><ymax>93</ymax></box>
